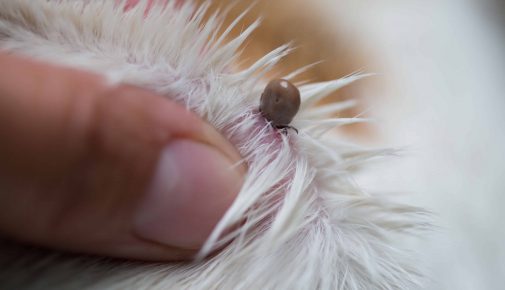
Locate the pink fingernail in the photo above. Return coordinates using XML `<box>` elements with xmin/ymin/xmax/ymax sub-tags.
<box><xmin>133</xmin><ymin>140</ymin><xmax>242</xmax><ymax>249</ymax></box>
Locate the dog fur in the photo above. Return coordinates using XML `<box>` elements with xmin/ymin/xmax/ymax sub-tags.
<box><xmin>0</xmin><ymin>1</ymin><xmax>429</xmax><ymax>289</ymax></box>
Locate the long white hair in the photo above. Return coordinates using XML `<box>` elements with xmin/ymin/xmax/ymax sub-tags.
<box><xmin>0</xmin><ymin>1</ymin><xmax>429</xmax><ymax>289</ymax></box>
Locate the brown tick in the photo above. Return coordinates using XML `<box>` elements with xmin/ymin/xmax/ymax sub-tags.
<box><xmin>259</xmin><ymin>79</ymin><xmax>300</xmax><ymax>134</ymax></box>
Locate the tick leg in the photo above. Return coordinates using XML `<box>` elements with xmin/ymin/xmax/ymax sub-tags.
<box><xmin>275</xmin><ymin>125</ymin><xmax>298</xmax><ymax>135</ymax></box>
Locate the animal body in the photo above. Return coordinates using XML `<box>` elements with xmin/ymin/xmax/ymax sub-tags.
<box><xmin>0</xmin><ymin>1</ymin><xmax>429</xmax><ymax>289</ymax></box>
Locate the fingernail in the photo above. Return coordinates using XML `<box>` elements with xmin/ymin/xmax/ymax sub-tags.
<box><xmin>197</xmin><ymin>123</ymin><xmax>245</xmax><ymax>173</ymax></box>
<box><xmin>133</xmin><ymin>139</ymin><xmax>243</xmax><ymax>250</ymax></box>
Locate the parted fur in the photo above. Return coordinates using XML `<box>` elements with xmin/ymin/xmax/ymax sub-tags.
<box><xmin>0</xmin><ymin>1</ymin><xmax>429</xmax><ymax>289</ymax></box>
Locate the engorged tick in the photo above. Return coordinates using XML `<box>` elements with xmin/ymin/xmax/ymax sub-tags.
<box><xmin>259</xmin><ymin>79</ymin><xmax>300</xmax><ymax>134</ymax></box>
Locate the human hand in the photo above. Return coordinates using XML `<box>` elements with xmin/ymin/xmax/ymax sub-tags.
<box><xmin>0</xmin><ymin>52</ymin><xmax>244</xmax><ymax>261</ymax></box>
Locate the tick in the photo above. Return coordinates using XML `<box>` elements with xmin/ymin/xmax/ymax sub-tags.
<box><xmin>259</xmin><ymin>79</ymin><xmax>300</xmax><ymax>134</ymax></box>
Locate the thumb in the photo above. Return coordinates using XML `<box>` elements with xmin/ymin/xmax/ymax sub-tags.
<box><xmin>0</xmin><ymin>53</ymin><xmax>244</xmax><ymax>261</ymax></box>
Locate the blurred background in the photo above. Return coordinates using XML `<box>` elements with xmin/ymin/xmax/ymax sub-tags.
<box><xmin>205</xmin><ymin>0</ymin><xmax>505</xmax><ymax>288</ymax></box>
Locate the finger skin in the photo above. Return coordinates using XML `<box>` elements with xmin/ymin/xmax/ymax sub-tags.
<box><xmin>0</xmin><ymin>52</ymin><xmax>241</xmax><ymax>261</ymax></box>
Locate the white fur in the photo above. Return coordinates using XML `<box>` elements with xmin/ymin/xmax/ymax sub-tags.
<box><xmin>0</xmin><ymin>1</ymin><xmax>429</xmax><ymax>289</ymax></box>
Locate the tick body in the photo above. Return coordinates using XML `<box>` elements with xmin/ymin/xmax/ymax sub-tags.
<box><xmin>259</xmin><ymin>79</ymin><xmax>300</xmax><ymax>133</ymax></box>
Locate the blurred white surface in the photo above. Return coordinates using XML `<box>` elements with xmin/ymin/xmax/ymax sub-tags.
<box><xmin>316</xmin><ymin>0</ymin><xmax>505</xmax><ymax>289</ymax></box>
